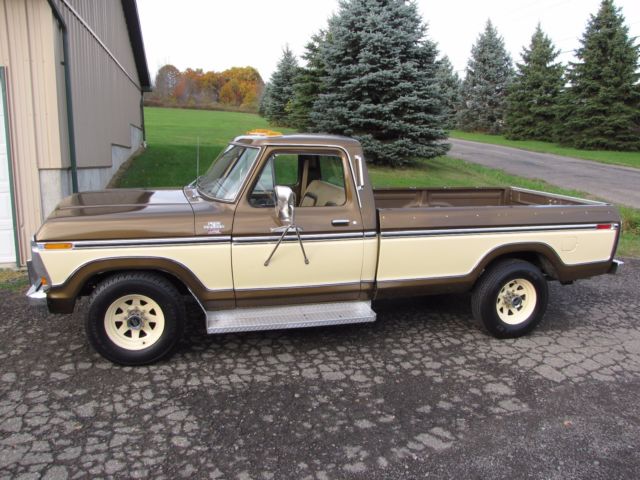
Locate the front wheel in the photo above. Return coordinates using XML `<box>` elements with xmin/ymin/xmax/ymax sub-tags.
<box><xmin>85</xmin><ymin>273</ymin><xmax>185</xmax><ymax>365</ymax></box>
<box><xmin>471</xmin><ymin>259</ymin><xmax>549</xmax><ymax>338</ymax></box>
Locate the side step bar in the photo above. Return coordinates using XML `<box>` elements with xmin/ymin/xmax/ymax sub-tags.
<box><xmin>206</xmin><ymin>301</ymin><xmax>376</xmax><ymax>334</ymax></box>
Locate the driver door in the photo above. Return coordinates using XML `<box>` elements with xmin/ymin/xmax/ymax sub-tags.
<box><xmin>231</xmin><ymin>147</ymin><xmax>365</xmax><ymax>307</ymax></box>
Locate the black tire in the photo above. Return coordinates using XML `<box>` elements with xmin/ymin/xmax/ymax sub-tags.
<box><xmin>471</xmin><ymin>259</ymin><xmax>548</xmax><ymax>338</ymax></box>
<box><xmin>85</xmin><ymin>272</ymin><xmax>185</xmax><ymax>365</ymax></box>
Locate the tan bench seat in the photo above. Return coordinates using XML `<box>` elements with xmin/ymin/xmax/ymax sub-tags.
<box><xmin>301</xmin><ymin>180</ymin><xmax>345</xmax><ymax>207</ymax></box>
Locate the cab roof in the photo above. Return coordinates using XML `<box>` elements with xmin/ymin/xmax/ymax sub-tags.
<box><xmin>232</xmin><ymin>133</ymin><xmax>362</xmax><ymax>149</ymax></box>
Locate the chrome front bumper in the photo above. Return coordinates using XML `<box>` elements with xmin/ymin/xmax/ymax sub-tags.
<box><xmin>608</xmin><ymin>259</ymin><xmax>624</xmax><ymax>275</ymax></box>
<box><xmin>26</xmin><ymin>282</ymin><xmax>47</xmax><ymax>307</ymax></box>
<box><xmin>26</xmin><ymin>258</ymin><xmax>48</xmax><ymax>308</ymax></box>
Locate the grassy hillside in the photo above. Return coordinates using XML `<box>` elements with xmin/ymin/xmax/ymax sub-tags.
<box><xmin>116</xmin><ymin>107</ymin><xmax>638</xmax><ymax>256</ymax></box>
<box><xmin>116</xmin><ymin>107</ymin><xmax>295</xmax><ymax>188</ymax></box>
<box><xmin>450</xmin><ymin>130</ymin><xmax>640</xmax><ymax>169</ymax></box>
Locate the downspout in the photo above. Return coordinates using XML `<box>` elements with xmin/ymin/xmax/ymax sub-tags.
<box><xmin>46</xmin><ymin>0</ymin><xmax>79</xmax><ymax>193</ymax></box>
<box><xmin>140</xmin><ymin>93</ymin><xmax>146</xmax><ymax>143</ymax></box>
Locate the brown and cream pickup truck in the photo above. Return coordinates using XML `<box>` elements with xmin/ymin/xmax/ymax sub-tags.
<box><xmin>27</xmin><ymin>133</ymin><xmax>622</xmax><ymax>365</ymax></box>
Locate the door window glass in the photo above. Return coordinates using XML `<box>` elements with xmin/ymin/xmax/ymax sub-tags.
<box><xmin>319</xmin><ymin>156</ymin><xmax>346</xmax><ymax>188</ymax></box>
<box><xmin>249</xmin><ymin>154</ymin><xmax>299</xmax><ymax>207</ymax></box>
<box><xmin>249</xmin><ymin>152</ymin><xmax>347</xmax><ymax>207</ymax></box>
<box><xmin>300</xmin><ymin>155</ymin><xmax>346</xmax><ymax>207</ymax></box>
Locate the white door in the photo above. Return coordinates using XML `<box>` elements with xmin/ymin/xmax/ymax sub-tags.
<box><xmin>0</xmin><ymin>68</ymin><xmax>17</xmax><ymax>264</ymax></box>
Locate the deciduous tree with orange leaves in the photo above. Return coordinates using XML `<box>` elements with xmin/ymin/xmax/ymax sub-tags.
<box><xmin>146</xmin><ymin>64</ymin><xmax>264</xmax><ymax>111</ymax></box>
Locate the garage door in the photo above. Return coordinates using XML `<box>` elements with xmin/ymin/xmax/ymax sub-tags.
<box><xmin>0</xmin><ymin>67</ymin><xmax>17</xmax><ymax>264</ymax></box>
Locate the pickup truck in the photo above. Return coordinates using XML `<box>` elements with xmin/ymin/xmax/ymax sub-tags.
<box><xmin>27</xmin><ymin>133</ymin><xmax>622</xmax><ymax>365</ymax></box>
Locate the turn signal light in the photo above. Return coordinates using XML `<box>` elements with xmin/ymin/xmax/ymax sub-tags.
<box><xmin>43</xmin><ymin>242</ymin><xmax>73</xmax><ymax>250</ymax></box>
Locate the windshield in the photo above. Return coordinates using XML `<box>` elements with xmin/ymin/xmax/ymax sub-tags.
<box><xmin>196</xmin><ymin>145</ymin><xmax>260</xmax><ymax>201</ymax></box>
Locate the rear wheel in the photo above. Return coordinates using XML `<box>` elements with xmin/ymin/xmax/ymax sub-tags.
<box><xmin>86</xmin><ymin>273</ymin><xmax>185</xmax><ymax>365</ymax></box>
<box><xmin>471</xmin><ymin>259</ymin><xmax>548</xmax><ymax>338</ymax></box>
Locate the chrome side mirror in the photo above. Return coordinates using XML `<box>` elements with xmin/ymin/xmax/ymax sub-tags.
<box><xmin>275</xmin><ymin>185</ymin><xmax>295</xmax><ymax>226</ymax></box>
<box><xmin>265</xmin><ymin>185</ymin><xmax>309</xmax><ymax>266</ymax></box>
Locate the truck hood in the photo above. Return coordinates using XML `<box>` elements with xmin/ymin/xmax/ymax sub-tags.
<box><xmin>36</xmin><ymin>189</ymin><xmax>195</xmax><ymax>241</ymax></box>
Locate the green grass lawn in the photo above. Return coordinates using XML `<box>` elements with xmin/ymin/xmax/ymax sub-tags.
<box><xmin>450</xmin><ymin>130</ymin><xmax>640</xmax><ymax>169</ymax></box>
<box><xmin>116</xmin><ymin>107</ymin><xmax>295</xmax><ymax>188</ymax></box>
<box><xmin>0</xmin><ymin>269</ymin><xmax>28</xmax><ymax>292</ymax></box>
<box><xmin>116</xmin><ymin>107</ymin><xmax>639</xmax><ymax>257</ymax></box>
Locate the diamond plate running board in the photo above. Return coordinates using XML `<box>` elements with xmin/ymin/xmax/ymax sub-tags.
<box><xmin>206</xmin><ymin>301</ymin><xmax>376</xmax><ymax>334</ymax></box>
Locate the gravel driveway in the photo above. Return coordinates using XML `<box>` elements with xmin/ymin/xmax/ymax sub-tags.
<box><xmin>1</xmin><ymin>260</ymin><xmax>639</xmax><ymax>479</ymax></box>
<box><xmin>449</xmin><ymin>138</ymin><xmax>640</xmax><ymax>208</ymax></box>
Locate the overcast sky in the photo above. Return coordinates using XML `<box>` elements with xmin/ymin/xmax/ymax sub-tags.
<box><xmin>137</xmin><ymin>0</ymin><xmax>640</xmax><ymax>82</ymax></box>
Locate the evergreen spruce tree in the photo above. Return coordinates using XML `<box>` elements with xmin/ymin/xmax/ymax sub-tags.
<box><xmin>261</xmin><ymin>46</ymin><xmax>299</xmax><ymax>127</ymax></box>
<box><xmin>310</xmin><ymin>0</ymin><xmax>448</xmax><ymax>166</ymax></box>
<box><xmin>435</xmin><ymin>56</ymin><xmax>462</xmax><ymax>130</ymax></box>
<box><xmin>288</xmin><ymin>32</ymin><xmax>327</xmax><ymax>132</ymax></box>
<box><xmin>505</xmin><ymin>24</ymin><xmax>565</xmax><ymax>141</ymax></box>
<box><xmin>457</xmin><ymin>20</ymin><xmax>513</xmax><ymax>134</ymax></box>
<box><xmin>557</xmin><ymin>0</ymin><xmax>640</xmax><ymax>150</ymax></box>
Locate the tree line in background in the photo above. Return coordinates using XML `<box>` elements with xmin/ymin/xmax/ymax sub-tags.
<box><xmin>145</xmin><ymin>65</ymin><xmax>265</xmax><ymax>111</ymax></box>
<box><xmin>260</xmin><ymin>0</ymin><xmax>639</xmax><ymax>166</ymax></box>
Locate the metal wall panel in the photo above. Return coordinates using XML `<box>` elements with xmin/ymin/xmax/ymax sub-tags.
<box><xmin>51</xmin><ymin>0</ymin><xmax>143</xmax><ymax>169</ymax></box>
<box><xmin>0</xmin><ymin>0</ymin><xmax>61</xmax><ymax>264</ymax></box>
<box><xmin>0</xmin><ymin>0</ymin><xmax>146</xmax><ymax>264</ymax></box>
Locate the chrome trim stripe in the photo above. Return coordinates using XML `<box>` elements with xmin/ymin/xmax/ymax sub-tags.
<box><xmin>233</xmin><ymin>232</ymin><xmax>365</xmax><ymax>244</ymax></box>
<box><xmin>39</xmin><ymin>231</ymin><xmax>378</xmax><ymax>249</ymax></box>
<box><xmin>39</xmin><ymin>236</ymin><xmax>232</xmax><ymax>250</ymax></box>
<box><xmin>381</xmin><ymin>224</ymin><xmax>608</xmax><ymax>238</ymax></box>
<box><xmin>234</xmin><ymin>281</ymin><xmax>361</xmax><ymax>293</ymax></box>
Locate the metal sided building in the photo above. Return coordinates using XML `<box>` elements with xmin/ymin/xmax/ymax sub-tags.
<box><xmin>0</xmin><ymin>0</ymin><xmax>151</xmax><ymax>266</ymax></box>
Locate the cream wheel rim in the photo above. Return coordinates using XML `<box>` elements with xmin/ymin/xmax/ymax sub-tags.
<box><xmin>104</xmin><ymin>294</ymin><xmax>165</xmax><ymax>350</ymax></box>
<box><xmin>496</xmin><ymin>278</ymin><xmax>537</xmax><ymax>325</ymax></box>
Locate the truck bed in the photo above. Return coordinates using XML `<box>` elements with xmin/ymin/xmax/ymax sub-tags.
<box><xmin>372</xmin><ymin>187</ymin><xmax>620</xmax><ymax>292</ymax></box>
<box><xmin>373</xmin><ymin>186</ymin><xmax>617</xmax><ymax>231</ymax></box>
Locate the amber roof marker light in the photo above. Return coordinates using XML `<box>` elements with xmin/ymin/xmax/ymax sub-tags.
<box><xmin>246</xmin><ymin>129</ymin><xmax>283</xmax><ymax>136</ymax></box>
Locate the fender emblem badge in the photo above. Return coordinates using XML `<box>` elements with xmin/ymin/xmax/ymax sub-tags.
<box><xmin>203</xmin><ymin>221</ymin><xmax>225</xmax><ymax>234</ymax></box>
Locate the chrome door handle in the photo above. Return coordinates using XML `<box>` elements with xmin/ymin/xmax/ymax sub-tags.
<box><xmin>331</xmin><ymin>219</ymin><xmax>350</xmax><ymax>227</ymax></box>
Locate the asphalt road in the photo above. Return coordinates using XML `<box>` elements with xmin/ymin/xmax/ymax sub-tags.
<box><xmin>1</xmin><ymin>260</ymin><xmax>640</xmax><ymax>479</ymax></box>
<box><xmin>449</xmin><ymin>138</ymin><xmax>640</xmax><ymax>208</ymax></box>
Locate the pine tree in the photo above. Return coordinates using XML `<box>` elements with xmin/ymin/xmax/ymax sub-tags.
<box><xmin>435</xmin><ymin>56</ymin><xmax>462</xmax><ymax>130</ymax></box>
<box><xmin>557</xmin><ymin>0</ymin><xmax>640</xmax><ymax>150</ymax></box>
<box><xmin>457</xmin><ymin>20</ymin><xmax>513</xmax><ymax>134</ymax></box>
<box><xmin>261</xmin><ymin>46</ymin><xmax>299</xmax><ymax>127</ymax></box>
<box><xmin>288</xmin><ymin>32</ymin><xmax>327</xmax><ymax>132</ymax></box>
<box><xmin>505</xmin><ymin>24</ymin><xmax>565</xmax><ymax>141</ymax></box>
<box><xmin>310</xmin><ymin>0</ymin><xmax>448</xmax><ymax>166</ymax></box>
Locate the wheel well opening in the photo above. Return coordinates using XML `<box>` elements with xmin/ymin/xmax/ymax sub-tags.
<box><xmin>480</xmin><ymin>252</ymin><xmax>558</xmax><ymax>281</ymax></box>
<box><xmin>80</xmin><ymin>269</ymin><xmax>191</xmax><ymax>297</ymax></box>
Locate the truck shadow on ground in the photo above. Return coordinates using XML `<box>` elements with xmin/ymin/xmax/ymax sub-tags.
<box><xmin>175</xmin><ymin>282</ymin><xmax>596</xmax><ymax>360</ymax></box>
<box><xmin>178</xmin><ymin>293</ymin><xmax>495</xmax><ymax>356</ymax></box>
